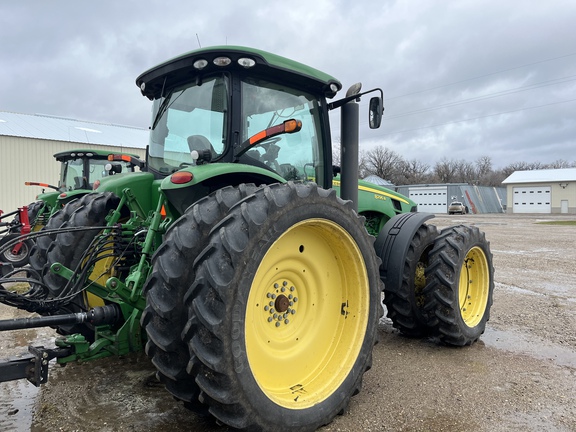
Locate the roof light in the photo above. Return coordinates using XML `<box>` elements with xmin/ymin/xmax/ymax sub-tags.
<box><xmin>213</xmin><ymin>56</ymin><xmax>232</xmax><ymax>67</ymax></box>
<box><xmin>140</xmin><ymin>82</ymin><xmax>146</xmax><ymax>91</ymax></box>
<box><xmin>193</xmin><ymin>59</ymin><xmax>208</xmax><ymax>70</ymax></box>
<box><xmin>171</xmin><ymin>171</ymin><xmax>194</xmax><ymax>184</ymax></box>
<box><xmin>330</xmin><ymin>83</ymin><xmax>339</xmax><ymax>93</ymax></box>
<box><xmin>237</xmin><ymin>57</ymin><xmax>256</xmax><ymax>68</ymax></box>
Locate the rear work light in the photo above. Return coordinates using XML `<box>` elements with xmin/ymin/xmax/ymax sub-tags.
<box><xmin>237</xmin><ymin>57</ymin><xmax>256</xmax><ymax>68</ymax></box>
<box><xmin>194</xmin><ymin>59</ymin><xmax>208</xmax><ymax>70</ymax></box>
<box><xmin>213</xmin><ymin>56</ymin><xmax>232</xmax><ymax>67</ymax></box>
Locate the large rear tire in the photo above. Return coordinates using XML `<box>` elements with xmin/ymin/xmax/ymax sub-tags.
<box><xmin>141</xmin><ymin>184</ymin><xmax>260</xmax><ymax>413</ymax></box>
<box><xmin>184</xmin><ymin>182</ymin><xmax>381</xmax><ymax>431</ymax></box>
<box><xmin>43</xmin><ymin>192</ymin><xmax>120</xmax><ymax>338</ymax></box>
<box><xmin>29</xmin><ymin>200</ymin><xmax>83</xmax><ymax>273</ymax></box>
<box><xmin>423</xmin><ymin>225</ymin><xmax>494</xmax><ymax>346</ymax></box>
<box><xmin>382</xmin><ymin>223</ymin><xmax>439</xmax><ymax>337</ymax></box>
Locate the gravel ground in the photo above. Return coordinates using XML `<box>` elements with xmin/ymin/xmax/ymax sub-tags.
<box><xmin>1</xmin><ymin>213</ymin><xmax>575</xmax><ymax>432</ymax></box>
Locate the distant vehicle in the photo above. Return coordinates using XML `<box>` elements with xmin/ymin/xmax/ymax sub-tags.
<box><xmin>448</xmin><ymin>201</ymin><xmax>467</xmax><ymax>214</ymax></box>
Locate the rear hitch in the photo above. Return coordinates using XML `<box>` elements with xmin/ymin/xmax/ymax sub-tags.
<box><xmin>0</xmin><ymin>346</ymin><xmax>73</xmax><ymax>386</ymax></box>
<box><xmin>0</xmin><ymin>304</ymin><xmax>122</xmax><ymax>385</ymax></box>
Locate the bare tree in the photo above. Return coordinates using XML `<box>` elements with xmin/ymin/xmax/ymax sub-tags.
<box><xmin>434</xmin><ymin>158</ymin><xmax>458</xmax><ymax>183</ymax></box>
<box><xmin>403</xmin><ymin>159</ymin><xmax>432</xmax><ymax>185</ymax></box>
<box><xmin>476</xmin><ymin>156</ymin><xmax>492</xmax><ymax>178</ymax></box>
<box><xmin>361</xmin><ymin>146</ymin><xmax>407</xmax><ymax>184</ymax></box>
<box><xmin>546</xmin><ymin>159</ymin><xmax>572</xmax><ymax>169</ymax></box>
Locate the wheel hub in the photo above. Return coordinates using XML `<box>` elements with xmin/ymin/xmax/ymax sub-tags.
<box><xmin>263</xmin><ymin>280</ymin><xmax>298</xmax><ymax>327</ymax></box>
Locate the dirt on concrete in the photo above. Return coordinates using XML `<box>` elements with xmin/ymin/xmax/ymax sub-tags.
<box><xmin>1</xmin><ymin>213</ymin><xmax>575</xmax><ymax>432</ymax></box>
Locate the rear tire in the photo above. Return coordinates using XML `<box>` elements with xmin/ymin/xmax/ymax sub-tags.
<box><xmin>423</xmin><ymin>225</ymin><xmax>494</xmax><ymax>346</ymax></box>
<box><xmin>29</xmin><ymin>200</ymin><xmax>82</xmax><ymax>274</ymax></box>
<box><xmin>43</xmin><ymin>192</ymin><xmax>120</xmax><ymax>338</ymax></box>
<box><xmin>382</xmin><ymin>224</ymin><xmax>439</xmax><ymax>337</ymax></box>
<box><xmin>184</xmin><ymin>182</ymin><xmax>381</xmax><ymax>431</ymax></box>
<box><xmin>141</xmin><ymin>184</ymin><xmax>260</xmax><ymax>414</ymax></box>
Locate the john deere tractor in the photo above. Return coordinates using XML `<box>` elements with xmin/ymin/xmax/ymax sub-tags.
<box><xmin>0</xmin><ymin>149</ymin><xmax>142</xmax><ymax>267</ymax></box>
<box><xmin>0</xmin><ymin>46</ymin><xmax>494</xmax><ymax>432</ymax></box>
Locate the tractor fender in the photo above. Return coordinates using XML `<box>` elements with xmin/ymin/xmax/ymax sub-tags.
<box><xmin>374</xmin><ymin>212</ymin><xmax>435</xmax><ymax>289</ymax></box>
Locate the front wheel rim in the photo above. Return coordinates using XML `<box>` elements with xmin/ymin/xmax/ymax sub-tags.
<box><xmin>245</xmin><ymin>218</ymin><xmax>370</xmax><ymax>409</ymax></box>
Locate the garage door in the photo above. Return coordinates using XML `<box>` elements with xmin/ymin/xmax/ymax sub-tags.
<box><xmin>409</xmin><ymin>186</ymin><xmax>448</xmax><ymax>213</ymax></box>
<box><xmin>512</xmin><ymin>186</ymin><xmax>551</xmax><ymax>213</ymax></box>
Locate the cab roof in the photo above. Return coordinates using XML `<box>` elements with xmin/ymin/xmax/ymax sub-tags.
<box><xmin>136</xmin><ymin>46</ymin><xmax>342</xmax><ymax>100</ymax></box>
<box><xmin>53</xmin><ymin>149</ymin><xmax>140</xmax><ymax>162</ymax></box>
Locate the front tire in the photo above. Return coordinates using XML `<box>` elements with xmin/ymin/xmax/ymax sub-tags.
<box><xmin>184</xmin><ymin>182</ymin><xmax>381</xmax><ymax>431</ymax></box>
<box><xmin>423</xmin><ymin>225</ymin><xmax>494</xmax><ymax>346</ymax></box>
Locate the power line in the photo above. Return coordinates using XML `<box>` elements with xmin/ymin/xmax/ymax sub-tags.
<box><xmin>386</xmin><ymin>51</ymin><xmax>576</xmax><ymax>101</ymax></box>
<box><xmin>373</xmin><ymin>98</ymin><xmax>576</xmax><ymax>137</ymax></box>
<box><xmin>385</xmin><ymin>75</ymin><xmax>576</xmax><ymax>120</ymax></box>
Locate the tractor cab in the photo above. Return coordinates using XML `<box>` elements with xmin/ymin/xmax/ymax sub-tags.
<box><xmin>137</xmin><ymin>46</ymin><xmax>344</xmax><ymax>192</ymax></box>
<box><xmin>55</xmin><ymin>149</ymin><xmax>140</xmax><ymax>192</ymax></box>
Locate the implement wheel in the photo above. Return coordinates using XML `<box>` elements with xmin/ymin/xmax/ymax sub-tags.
<box><xmin>0</xmin><ymin>234</ymin><xmax>33</xmax><ymax>267</ymax></box>
<box><xmin>423</xmin><ymin>225</ymin><xmax>494</xmax><ymax>346</ymax></box>
<box><xmin>382</xmin><ymin>223</ymin><xmax>439</xmax><ymax>337</ymax></box>
<box><xmin>141</xmin><ymin>184</ymin><xmax>260</xmax><ymax>414</ymax></box>
<box><xmin>184</xmin><ymin>182</ymin><xmax>381</xmax><ymax>431</ymax></box>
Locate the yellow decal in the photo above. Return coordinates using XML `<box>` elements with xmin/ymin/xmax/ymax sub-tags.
<box><xmin>333</xmin><ymin>180</ymin><xmax>410</xmax><ymax>204</ymax></box>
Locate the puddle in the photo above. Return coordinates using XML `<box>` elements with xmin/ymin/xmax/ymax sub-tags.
<box><xmin>0</xmin><ymin>379</ymin><xmax>38</xmax><ymax>432</ymax></box>
<box><xmin>0</xmin><ymin>311</ymin><xmax>55</xmax><ymax>432</ymax></box>
<box><xmin>497</xmin><ymin>281</ymin><xmax>576</xmax><ymax>302</ymax></box>
<box><xmin>483</xmin><ymin>327</ymin><xmax>576</xmax><ymax>368</ymax></box>
<box><xmin>497</xmin><ymin>282</ymin><xmax>545</xmax><ymax>296</ymax></box>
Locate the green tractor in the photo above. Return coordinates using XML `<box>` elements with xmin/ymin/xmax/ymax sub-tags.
<box><xmin>0</xmin><ymin>149</ymin><xmax>142</xmax><ymax>267</ymax></box>
<box><xmin>25</xmin><ymin>148</ymin><xmax>143</xmax><ymax>230</ymax></box>
<box><xmin>0</xmin><ymin>46</ymin><xmax>494</xmax><ymax>431</ymax></box>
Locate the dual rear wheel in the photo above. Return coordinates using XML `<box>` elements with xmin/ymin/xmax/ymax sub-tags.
<box><xmin>382</xmin><ymin>220</ymin><xmax>494</xmax><ymax>346</ymax></box>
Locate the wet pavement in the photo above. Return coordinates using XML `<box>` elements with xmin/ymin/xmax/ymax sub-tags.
<box><xmin>0</xmin><ymin>213</ymin><xmax>575</xmax><ymax>431</ymax></box>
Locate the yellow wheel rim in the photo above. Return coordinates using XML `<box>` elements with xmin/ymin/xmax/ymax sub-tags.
<box><xmin>459</xmin><ymin>246</ymin><xmax>489</xmax><ymax>327</ymax></box>
<box><xmin>83</xmin><ymin>237</ymin><xmax>114</xmax><ymax>308</ymax></box>
<box><xmin>245</xmin><ymin>218</ymin><xmax>370</xmax><ymax>409</ymax></box>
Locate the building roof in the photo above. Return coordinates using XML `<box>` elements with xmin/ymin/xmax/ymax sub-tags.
<box><xmin>502</xmin><ymin>168</ymin><xmax>576</xmax><ymax>184</ymax></box>
<box><xmin>0</xmin><ymin>111</ymin><xmax>148</xmax><ymax>149</ymax></box>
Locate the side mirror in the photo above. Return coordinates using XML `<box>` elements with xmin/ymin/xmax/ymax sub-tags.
<box><xmin>369</xmin><ymin>96</ymin><xmax>383</xmax><ymax>129</ymax></box>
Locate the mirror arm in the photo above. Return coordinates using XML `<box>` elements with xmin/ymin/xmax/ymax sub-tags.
<box><xmin>327</xmin><ymin>88</ymin><xmax>383</xmax><ymax>111</ymax></box>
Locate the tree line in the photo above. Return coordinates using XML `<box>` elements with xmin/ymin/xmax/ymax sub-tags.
<box><xmin>336</xmin><ymin>145</ymin><xmax>576</xmax><ymax>187</ymax></box>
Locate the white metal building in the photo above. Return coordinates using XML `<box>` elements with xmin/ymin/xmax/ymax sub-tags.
<box><xmin>394</xmin><ymin>183</ymin><xmax>506</xmax><ymax>214</ymax></box>
<box><xmin>0</xmin><ymin>111</ymin><xmax>148</xmax><ymax>215</ymax></box>
<box><xmin>502</xmin><ymin>168</ymin><xmax>576</xmax><ymax>214</ymax></box>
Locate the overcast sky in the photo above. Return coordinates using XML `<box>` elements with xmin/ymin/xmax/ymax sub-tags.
<box><xmin>1</xmin><ymin>0</ymin><xmax>575</xmax><ymax>169</ymax></box>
